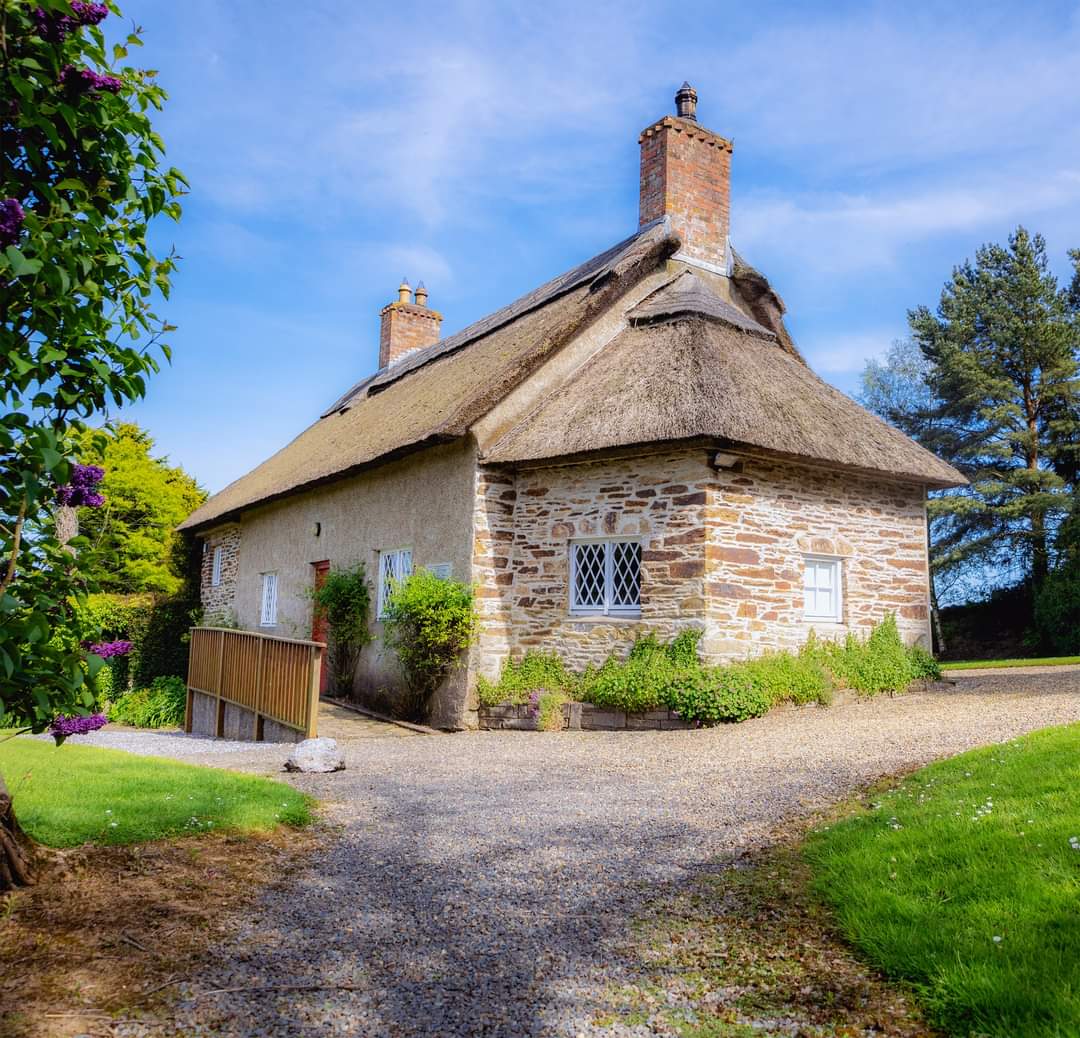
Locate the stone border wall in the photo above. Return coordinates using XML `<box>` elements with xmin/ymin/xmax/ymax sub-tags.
<box><xmin>188</xmin><ymin>689</ymin><xmax>304</xmax><ymax>744</ymax></box>
<box><xmin>479</xmin><ymin>701</ymin><xmax>694</xmax><ymax>732</ymax></box>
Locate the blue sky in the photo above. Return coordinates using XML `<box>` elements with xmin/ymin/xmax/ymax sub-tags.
<box><xmin>117</xmin><ymin>0</ymin><xmax>1080</xmax><ymax>493</ymax></box>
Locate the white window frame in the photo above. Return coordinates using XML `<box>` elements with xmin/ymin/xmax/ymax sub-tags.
<box><xmin>211</xmin><ymin>545</ymin><xmax>223</xmax><ymax>587</ymax></box>
<box><xmin>803</xmin><ymin>554</ymin><xmax>843</xmax><ymax>622</ymax></box>
<box><xmin>377</xmin><ymin>548</ymin><xmax>413</xmax><ymax>619</ymax></box>
<box><xmin>569</xmin><ymin>537</ymin><xmax>642</xmax><ymax>617</ymax></box>
<box><xmin>259</xmin><ymin>572</ymin><xmax>278</xmax><ymax>627</ymax></box>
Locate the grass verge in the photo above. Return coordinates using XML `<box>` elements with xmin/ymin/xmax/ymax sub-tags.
<box><xmin>805</xmin><ymin>723</ymin><xmax>1080</xmax><ymax>1037</ymax></box>
<box><xmin>0</xmin><ymin>736</ymin><xmax>311</xmax><ymax>846</ymax></box>
<box><xmin>941</xmin><ymin>656</ymin><xmax>1080</xmax><ymax>671</ymax></box>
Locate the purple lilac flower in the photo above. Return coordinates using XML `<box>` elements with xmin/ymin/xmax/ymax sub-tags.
<box><xmin>33</xmin><ymin>2</ymin><xmax>109</xmax><ymax>42</ymax></box>
<box><xmin>89</xmin><ymin>640</ymin><xmax>132</xmax><ymax>658</ymax></box>
<box><xmin>527</xmin><ymin>689</ymin><xmax>540</xmax><ymax>718</ymax></box>
<box><xmin>56</xmin><ymin>463</ymin><xmax>105</xmax><ymax>507</ymax></box>
<box><xmin>50</xmin><ymin>712</ymin><xmax>108</xmax><ymax>738</ymax></box>
<box><xmin>0</xmin><ymin>199</ymin><xmax>24</xmax><ymax>249</ymax></box>
<box><xmin>61</xmin><ymin>64</ymin><xmax>122</xmax><ymax>94</ymax></box>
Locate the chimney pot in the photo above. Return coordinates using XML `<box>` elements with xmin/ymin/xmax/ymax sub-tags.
<box><xmin>675</xmin><ymin>81</ymin><xmax>698</xmax><ymax>121</ymax></box>
<box><xmin>379</xmin><ymin>278</ymin><xmax>442</xmax><ymax>368</ymax></box>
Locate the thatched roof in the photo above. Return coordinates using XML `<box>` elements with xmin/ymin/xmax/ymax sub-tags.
<box><xmin>182</xmin><ymin>229</ymin><xmax>963</xmax><ymax>532</ymax></box>
<box><xmin>179</xmin><ymin>221</ymin><xmax>677</xmax><ymax>530</ymax></box>
<box><xmin>484</xmin><ymin>271</ymin><xmax>964</xmax><ymax>487</ymax></box>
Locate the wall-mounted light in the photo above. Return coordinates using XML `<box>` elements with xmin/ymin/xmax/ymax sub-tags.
<box><xmin>711</xmin><ymin>451</ymin><xmax>741</xmax><ymax>470</ymax></box>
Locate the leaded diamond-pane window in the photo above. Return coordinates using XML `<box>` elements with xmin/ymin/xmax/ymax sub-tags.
<box><xmin>570</xmin><ymin>539</ymin><xmax>641</xmax><ymax>615</ymax></box>
<box><xmin>378</xmin><ymin>548</ymin><xmax>413</xmax><ymax>618</ymax></box>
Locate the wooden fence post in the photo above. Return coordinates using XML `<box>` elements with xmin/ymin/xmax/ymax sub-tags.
<box><xmin>305</xmin><ymin>645</ymin><xmax>322</xmax><ymax>739</ymax></box>
<box><xmin>252</xmin><ymin>638</ymin><xmax>265</xmax><ymax>742</ymax></box>
<box><xmin>215</xmin><ymin>629</ymin><xmax>226</xmax><ymax>738</ymax></box>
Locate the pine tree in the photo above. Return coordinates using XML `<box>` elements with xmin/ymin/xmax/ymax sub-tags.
<box><xmin>907</xmin><ymin>227</ymin><xmax>1080</xmax><ymax>589</ymax></box>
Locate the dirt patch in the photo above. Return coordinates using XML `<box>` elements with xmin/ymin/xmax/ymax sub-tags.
<box><xmin>604</xmin><ymin>839</ymin><xmax>934</xmax><ymax>1036</ymax></box>
<box><xmin>0</xmin><ymin>826</ymin><xmax>321</xmax><ymax>1037</ymax></box>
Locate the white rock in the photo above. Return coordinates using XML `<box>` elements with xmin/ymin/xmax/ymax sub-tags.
<box><xmin>284</xmin><ymin>737</ymin><xmax>345</xmax><ymax>773</ymax></box>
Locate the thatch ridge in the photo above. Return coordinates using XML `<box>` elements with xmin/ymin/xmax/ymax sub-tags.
<box><xmin>630</xmin><ymin>270</ymin><xmax>775</xmax><ymax>339</ymax></box>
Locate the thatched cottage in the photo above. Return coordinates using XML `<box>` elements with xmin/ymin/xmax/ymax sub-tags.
<box><xmin>180</xmin><ymin>85</ymin><xmax>963</xmax><ymax>728</ymax></box>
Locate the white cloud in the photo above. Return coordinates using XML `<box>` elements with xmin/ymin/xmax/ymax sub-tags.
<box><xmin>800</xmin><ymin>329</ymin><xmax>900</xmax><ymax>375</ymax></box>
<box><xmin>737</xmin><ymin>170</ymin><xmax>1080</xmax><ymax>275</ymax></box>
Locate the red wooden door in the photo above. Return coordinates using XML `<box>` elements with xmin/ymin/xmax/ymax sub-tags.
<box><xmin>312</xmin><ymin>560</ymin><xmax>330</xmax><ymax>695</ymax></box>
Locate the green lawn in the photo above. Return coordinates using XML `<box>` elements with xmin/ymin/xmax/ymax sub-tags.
<box><xmin>806</xmin><ymin>723</ymin><xmax>1080</xmax><ymax>1037</ymax></box>
<box><xmin>941</xmin><ymin>656</ymin><xmax>1080</xmax><ymax>671</ymax></box>
<box><xmin>0</xmin><ymin>737</ymin><xmax>312</xmax><ymax>847</ymax></box>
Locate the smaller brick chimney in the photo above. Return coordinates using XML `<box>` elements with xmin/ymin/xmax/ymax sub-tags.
<box><xmin>639</xmin><ymin>83</ymin><xmax>733</xmax><ymax>275</ymax></box>
<box><xmin>379</xmin><ymin>277</ymin><xmax>442</xmax><ymax>368</ymax></box>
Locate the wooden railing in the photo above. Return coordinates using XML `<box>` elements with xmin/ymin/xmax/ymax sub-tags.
<box><xmin>185</xmin><ymin>627</ymin><xmax>325</xmax><ymax>740</ymax></box>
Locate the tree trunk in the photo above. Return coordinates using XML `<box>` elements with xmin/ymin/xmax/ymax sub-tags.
<box><xmin>930</xmin><ymin>579</ymin><xmax>947</xmax><ymax>657</ymax></box>
<box><xmin>1032</xmin><ymin>508</ymin><xmax>1049</xmax><ymax>589</ymax></box>
<box><xmin>0</xmin><ymin>771</ymin><xmax>35</xmax><ymax>891</ymax></box>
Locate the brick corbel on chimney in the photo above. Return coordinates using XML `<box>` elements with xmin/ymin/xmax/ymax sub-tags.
<box><xmin>639</xmin><ymin>89</ymin><xmax>733</xmax><ymax>277</ymax></box>
<box><xmin>379</xmin><ymin>278</ymin><xmax>442</xmax><ymax>368</ymax></box>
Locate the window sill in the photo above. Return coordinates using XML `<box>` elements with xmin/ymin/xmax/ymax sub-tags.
<box><xmin>804</xmin><ymin>617</ymin><xmax>843</xmax><ymax>625</ymax></box>
<box><xmin>568</xmin><ymin>613</ymin><xmax>643</xmax><ymax>624</ymax></box>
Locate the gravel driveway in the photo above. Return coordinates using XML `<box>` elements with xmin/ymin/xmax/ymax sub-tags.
<box><xmin>116</xmin><ymin>671</ymin><xmax>1080</xmax><ymax>1037</ymax></box>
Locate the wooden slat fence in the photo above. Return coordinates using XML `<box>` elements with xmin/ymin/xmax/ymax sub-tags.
<box><xmin>185</xmin><ymin>627</ymin><xmax>325</xmax><ymax>741</ymax></box>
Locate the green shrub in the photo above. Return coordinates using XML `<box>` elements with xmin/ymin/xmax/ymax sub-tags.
<box><xmin>310</xmin><ymin>562</ymin><xmax>373</xmax><ymax>695</ymax></box>
<box><xmin>667</xmin><ymin>627</ymin><xmax>704</xmax><ymax>666</ymax></box>
<box><xmin>906</xmin><ymin>643</ymin><xmax>942</xmax><ymax>681</ymax></box>
<box><xmin>809</xmin><ymin>614</ymin><xmax>914</xmax><ymax>696</ymax></box>
<box><xmin>1032</xmin><ymin>564</ymin><xmax>1080</xmax><ymax>654</ymax></box>
<box><xmin>109</xmin><ymin>676</ymin><xmax>187</xmax><ymax>729</ymax></box>
<box><xmin>382</xmin><ymin>570</ymin><xmax>476</xmax><ymax>721</ymax></box>
<box><xmin>477</xmin><ymin>650</ymin><xmax>578</xmax><ymax>706</ymax></box>
<box><xmin>665</xmin><ymin>665</ymin><xmax>773</xmax><ymax>725</ymax></box>
<box><xmin>580</xmin><ymin>651</ymin><xmax>677</xmax><ymax>713</ymax></box>
<box><xmin>743</xmin><ymin>652</ymin><xmax>832</xmax><ymax>706</ymax></box>
<box><xmin>91</xmin><ymin>659</ymin><xmax>116</xmax><ymax>704</ymax></box>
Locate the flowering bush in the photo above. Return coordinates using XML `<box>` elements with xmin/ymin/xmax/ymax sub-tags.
<box><xmin>88</xmin><ymin>639</ymin><xmax>131</xmax><ymax>658</ymax></box>
<box><xmin>0</xmin><ymin>198</ymin><xmax>24</xmax><ymax>248</ymax></box>
<box><xmin>55</xmin><ymin>463</ymin><xmax>105</xmax><ymax>508</ymax></box>
<box><xmin>50</xmin><ymin>712</ymin><xmax>107</xmax><ymax>742</ymax></box>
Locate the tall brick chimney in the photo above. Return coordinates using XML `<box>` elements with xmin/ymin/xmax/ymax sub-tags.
<box><xmin>379</xmin><ymin>278</ymin><xmax>442</xmax><ymax>368</ymax></box>
<box><xmin>639</xmin><ymin>83</ymin><xmax>733</xmax><ymax>275</ymax></box>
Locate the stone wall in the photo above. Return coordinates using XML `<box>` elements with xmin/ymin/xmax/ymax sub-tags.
<box><xmin>199</xmin><ymin>523</ymin><xmax>240</xmax><ymax>619</ymax></box>
<box><xmin>471</xmin><ymin>446</ymin><xmax>931</xmax><ymax>684</ymax></box>
<box><xmin>704</xmin><ymin>456</ymin><xmax>930</xmax><ymax>656</ymax></box>
<box><xmin>471</xmin><ymin>448</ymin><xmax>713</xmax><ymax>677</ymax></box>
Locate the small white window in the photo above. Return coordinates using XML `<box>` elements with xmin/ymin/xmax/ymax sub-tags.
<box><xmin>377</xmin><ymin>548</ymin><xmax>413</xmax><ymax>618</ymax></box>
<box><xmin>570</xmin><ymin>539</ymin><xmax>641</xmax><ymax>616</ymax></box>
<box><xmin>803</xmin><ymin>556</ymin><xmax>842</xmax><ymax>621</ymax></box>
<box><xmin>211</xmin><ymin>545</ymin><xmax>223</xmax><ymax>587</ymax></box>
<box><xmin>428</xmin><ymin>562</ymin><xmax>452</xmax><ymax>581</ymax></box>
<box><xmin>259</xmin><ymin>572</ymin><xmax>278</xmax><ymax>627</ymax></box>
